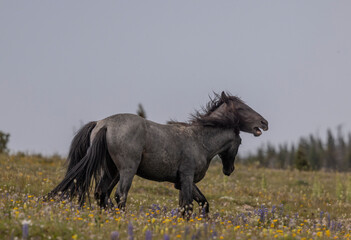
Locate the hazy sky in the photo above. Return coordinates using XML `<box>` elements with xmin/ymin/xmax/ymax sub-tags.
<box><xmin>1</xmin><ymin>1</ymin><xmax>351</xmax><ymax>156</ymax></box>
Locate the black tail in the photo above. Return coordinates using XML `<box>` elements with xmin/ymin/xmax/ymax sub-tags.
<box><xmin>49</xmin><ymin>126</ymin><xmax>111</xmax><ymax>205</ymax></box>
<box><xmin>66</xmin><ymin>121</ymin><xmax>97</xmax><ymax>175</ymax></box>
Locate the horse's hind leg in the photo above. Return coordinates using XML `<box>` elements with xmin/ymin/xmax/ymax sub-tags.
<box><xmin>114</xmin><ymin>169</ymin><xmax>136</xmax><ymax>210</ymax></box>
<box><xmin>106</xmin><ymin>119</ymin><xmax>146</xmax><ymax>210</ymax></box>
<box><xmin>106</xmin><ymin>175</ymin><xmax>120</xmax><ymax>204</ymax></box>
<box><xmin>94</xmin><ymin>145</ymin><xmax>120</xmax><ymax>208</ymax></box>
<box><xmin>192</xmin><ymin>184</ymin><xmax>209</xmax><ymax>217</ymax></box>
<box><xmin>94</xmin><ymin>172</ymin><xmax>120</xmax><ymax>208</ymax></box>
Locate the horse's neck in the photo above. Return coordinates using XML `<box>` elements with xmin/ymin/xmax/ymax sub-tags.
<box><xmin>197</xmin><ymin>127</ymin><xmax>236</xmax><ymax>159</ymax></box>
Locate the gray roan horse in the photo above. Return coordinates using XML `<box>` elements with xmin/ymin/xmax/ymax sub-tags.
<box><xmin>48</xmin><ymin>92</ymin><xmax>268</xmax><ymax>217</ymax></box>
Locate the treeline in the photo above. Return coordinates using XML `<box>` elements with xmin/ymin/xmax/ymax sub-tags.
<box><xmin>238</xmin><ymin>128</ymin><xmax>351</xmax><ymax>172</ymax></box>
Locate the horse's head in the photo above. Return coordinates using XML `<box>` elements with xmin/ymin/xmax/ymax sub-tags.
<box><xmin>191</xmin><ymin>91</ymin><xmax>268</xmax><ymax>136</ymax></box>
<box><xmin>220</xmin><ymin>92</ymin><xmax>268</xmax><ymax>137</ymax></box>
<box><xmin>218</xmin><ymin>135</ymin><xmax>241</xmax><ymax>176</ymax></box>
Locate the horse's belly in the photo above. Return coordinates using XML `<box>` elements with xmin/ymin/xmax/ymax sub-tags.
<box><xmin>136</xmin><ymin>153</ymin><xmax>178</xmax><ymax>182</ymax></box>
<box><xmin>193</xmin><ymin>161</ymin><xmax>211</xmax><ymax>183</ymax></box>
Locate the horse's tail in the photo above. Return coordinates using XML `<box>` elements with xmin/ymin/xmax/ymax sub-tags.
<box><xmin>65</xmin><ymin>121</ymin><xmax>97</xmax><ymax>175</ymax></box>
<box><xmin>48</xmin><ymin>126</ymin><xmax>111</xmax><ymax>205</ymax></box>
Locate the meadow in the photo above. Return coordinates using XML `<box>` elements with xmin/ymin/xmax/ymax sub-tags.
<box><xmin>1</xmin><ymin>153</ymin><xmax>351</xmax><ymax>239</ymax></box>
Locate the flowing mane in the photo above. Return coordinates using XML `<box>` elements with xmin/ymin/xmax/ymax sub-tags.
<box><xmin>169</xmin><ymin>92</ymin><xmax>242</xmax><ymax>133</ymax></box>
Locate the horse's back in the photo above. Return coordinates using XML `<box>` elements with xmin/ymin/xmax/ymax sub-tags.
<box><xmin>95</xmin><ymin>114</ymin><xmax>147</xmax><ymax>162</ymax></box>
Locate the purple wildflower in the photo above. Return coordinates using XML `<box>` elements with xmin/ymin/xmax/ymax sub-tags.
<box><xmin>201</xmin><ymin>206</ymin><xmax>206</xmax><ymax>217</ymax></box>
<box><xmin>128</xmin><ymin>222</ymin><xmax>134</xmax><ymax>240</ymax></box>
<box><xmin>271</xmin><ymin>205</ymin><xmax>276</xmax><ymax>218</ymax></box>
<box><xmin>258</xmin><ymin>206</ymin><xmax>267</xmax><ymax>223</ymax></box>
<box><xmin>164</xmin><ymin>234</ymin><xmax>170</xmax><ymax>240</ymax></box>
<box><xmin>337</xmin><ymin>222</ymin><xmax>343</xmax><ymax>231</ymax></box>
<box><xmin>211</xmin><ymin>230</ymin><xmax>218</xmax><ymax>239</ymax></box>
<box><xmin>241</xmin><ymin>213</ymin><xmax>247</xmax><ymax>224</ymax></box>
<box><xmin>22</xmin><ymin>220</ymin><xmax>29</xmax><ymax>240</ymax></box>
<box><xmin>327</xmin><ymin>212</ymin><xmax>331</xmax><ymax>228</ymax></box>
<box><xmin>110</xmin><ymin>231</ymin><xmax>120</xmax><ymax>240</ymax></box>
<box><xmin>320</xmin><ymin>211</ymin><xmax>324</xmax><ymax>224</ymax></box>
<box><xmin>145</xmin><ymin>230</ymin><xmax>152</xmax><ymax>240</ymax></box>
<box><xmin>279</xmin><ymin>204</ymin><xmax>284</xmax><ymax>217</ymax></box>
<box><xmin>171</xmin><ymin>208</ymin><xmax>178</xmax><ymax>217</ymax></box>
<box><xmin>151</xmin><ymin>204</ymin><xmax>161</xmax><ymax>214</ymax></box>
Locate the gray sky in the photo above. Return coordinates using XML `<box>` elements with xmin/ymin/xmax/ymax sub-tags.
<box><xmin>1</xmin><ymin>1</ymin><xmax>351</xmax><ymax>156</ymax></box>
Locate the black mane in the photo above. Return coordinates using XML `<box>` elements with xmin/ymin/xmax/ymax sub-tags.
<box><xmin>169</xmin><ymin>92</ymin><xmax>242</xmax><ymax>133</ymax></box>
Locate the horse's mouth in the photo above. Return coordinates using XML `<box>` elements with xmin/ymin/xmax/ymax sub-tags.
<box><xmin>223</xmin><ymin>166</ymin><xmax>235</xmax><ymax>176</ymax></box>
<box><xmin>253</xmin><ymin>126</ymin><xmax>268</xmax><ymax>136</ymax></box>
<box><xmin>253</xmin><ymin>127</ymin><xmax>262</xmax><ymax>136</ymax></box>
<box><xmin>253</xmin><ymin>121</ymin><xmax>268</xmax><ymax>136</ymax></box>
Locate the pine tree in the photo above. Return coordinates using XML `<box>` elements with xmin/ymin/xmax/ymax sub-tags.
<box><xmin>256</xmin><ymin>147</ymin><xmax>267</xmax><ymax>167</ymax></box>
<box><xmin>295</xmin><ymin>142</ymin><xmax>310</xmax><ymax>171</ymax></box>
<box><xmin>277</xmin><ymin>144</ymin><xmax>288</xmax><ymax>169</ymax></box>
<box><xmin>326</xmin><ymin>129</ymin><xmax>337</xmax><ymax>171</ymax></box>
<box><xmin>0</xmin><ymin>131</ymin><xmax>10</xmax><ymax>154</ymax></box>
<box><xmin>266</xmin><ymin>143</ymin><xmax>276</xmax><ymax>168</ymax></box>
<box><xmin>308</xmin><ymin>135</ymin><xmax>320</xmax><ymax>170</ymax></box>
<box><xmin>288</xmin><ymin>145</ymin><xmax>296</xmax><ymax>169</ymax></box>
<box><xmin>347</xmin><ymin>133</ymin><xmax>351</xmax><ymax>170</ymax></box>
<box><xmin>336</xmin><ymin>125</ymin><xmax>347</xmax><ymax>171</ymax></box>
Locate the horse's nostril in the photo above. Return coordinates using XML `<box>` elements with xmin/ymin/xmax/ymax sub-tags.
<box><xmin>260</xmin><ymin>120</ymin><xmax>268</xmax><ymax>130</ymax></box>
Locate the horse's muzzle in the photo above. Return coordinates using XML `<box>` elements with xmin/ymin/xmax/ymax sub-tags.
<box><xmin>223</xmin><ymin>166</ymin><xmax>235</xmax><ymax>176</ymax></box>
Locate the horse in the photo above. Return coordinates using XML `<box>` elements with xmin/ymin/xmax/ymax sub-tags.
<box><xmin>48</xmin><ymin>92</ymin><xmax>268</xmax><ymax>217</ymax></box>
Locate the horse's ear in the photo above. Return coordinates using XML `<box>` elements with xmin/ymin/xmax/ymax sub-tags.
<box><xmin>221</xmin><ymin>91</ymin><xmax>229</xmax><ymax>103</ymax></box>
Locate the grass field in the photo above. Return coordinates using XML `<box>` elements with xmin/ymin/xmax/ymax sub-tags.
<box><xmin>1</xmin><ymin>153</ymin><xmax>351</xmax><ymax>239</ymax></box>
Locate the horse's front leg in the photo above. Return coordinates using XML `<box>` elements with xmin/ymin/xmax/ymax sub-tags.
<box><xmin>193</xmin><ymin>184</ymin><xmax>209</xmax><ymax>217</ymax></box>
<box><xmin>178</xmin><ymin>171</ymin><xmax>194</xmax><ymax>219</ymax></box>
